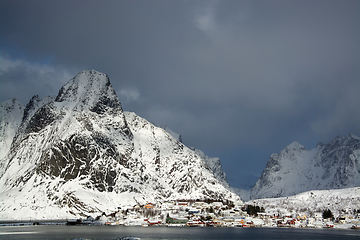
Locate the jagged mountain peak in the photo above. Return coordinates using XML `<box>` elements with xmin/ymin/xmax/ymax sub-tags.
<box><xmin>250</xmin><ymin>133</ymin><xmax>360</xmax><ymax>199</ymax></box>
<box><xmin>273</xmin><ymin>141</ymin><xmax>307</xmax><ymax>165</ymax></box>
<box><xmin>0</xmin><ymin>98</ymin><xmax>24</xmax><ymax>129</ymax></box>
<box><xmin>328</xmin><ymin>133</ymin><xmax>360</xmax><ymax>147</ymax></box>
<box><xmin>0</xmin><ymin>70</ymin><xmax>240</xmax><ymax>220</ymax></box>
<box><xmin>283</xmin><ymin>141</ymin><xmax>305</xmax><ymax>151</ymax></box>
<box><xmin>349</xmin><ymin>133</ymin><xmax>360</xmax><ymax>140</ymax></box>
<box><xmin>0</xmin><ymin>98</ymin><xmax>23</xmax><ymax>109</ymax></box>
<box><xmin>22</xmin><ymin>95</ymin><xmax>54</xmax><ymax>122</ymax></box>
<box><xmin>0</xmin><ymin>99</ymin><xmax>24</xmax><ymax>123</ymax></box>
<box><xmin>55</xmin><ymin>70</ymin><xmax>122</xmax><ymax>113</ymax></box>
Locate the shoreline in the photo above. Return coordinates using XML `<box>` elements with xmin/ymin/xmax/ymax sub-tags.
<box><xmin>0</xmin><ymin>221</ymin><xmax>358</xmax><ymax>230</ymax></box>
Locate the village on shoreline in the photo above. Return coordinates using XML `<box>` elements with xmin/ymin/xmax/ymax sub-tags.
<box><xmin>3</xmin><ymin>199</ymin><xmax>359</xmax><ymax>230</ymax></box>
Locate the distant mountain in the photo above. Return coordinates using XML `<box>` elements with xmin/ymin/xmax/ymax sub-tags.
<box><xmin>250</xmin><ymin>134</ymin><xmax>360</xmax><ymax>199</ymax></box>
<box><xmin>0</xmin><ymin>70</ymin><xmax>240</xmax><ymax>220</ymax></box>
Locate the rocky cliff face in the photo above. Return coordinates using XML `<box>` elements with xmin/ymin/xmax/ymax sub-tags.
<box><xmin>250</xmin><ymin>134</ymin><xmax>360</xmax><ymax>199</ymax></box>
<box><xmin>0</xmin><ymin>70</ymin><xmax>240</xmax><ymax>220</ymax></box>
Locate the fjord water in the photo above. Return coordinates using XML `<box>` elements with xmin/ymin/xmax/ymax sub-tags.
<box><xmin>1</xmin><ymin>226</ymin><xmax>359</xmax><ymax>240</ymax></box>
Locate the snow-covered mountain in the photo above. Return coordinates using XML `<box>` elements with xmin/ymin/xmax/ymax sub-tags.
<box><xmin>0</xmin><ymin>70</ymin><xmax>240</xmax><ymax>220</ymax></box>
<box><xmin>250</xmin><ymin>134</ymin><xmax>360</xmax><ymax>199</ymax></box>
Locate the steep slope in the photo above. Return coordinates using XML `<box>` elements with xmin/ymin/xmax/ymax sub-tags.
<box><xmin>15</xmin><ymin>95</ymin><xmax>54</xmax><ymax>140</ymax></box>
<box><xmin>162</xmin><ymin>126</ymin><xmax>182</xmax><ymax>143</ymax></box>
<box><xmin>124</xmin><ymin>112</ymin><xmax>237</xmax><ymax>200</ymax></box>
<box><xmin>0</xmin><ymin>70</ymin><xmax>240</xmax><ymax>220</ymax></box>
<box><xmin>250</xmin><ymin>134</ymin><xmax>360</xmax><ymax>199</ymax></box>
<box><xmin>161</xmin><ymin>126</ymin><xmax>229</xmax><ymax>187</ymax></box>
<box><xmin>193</xmin><ymin>148</ymin><xmax>229</xmax><ymax>187</ymax></box>
<box><xmin>0</xmin><ymin>99</ymin><xmax>24</xmax><ymax>174</ymax></box>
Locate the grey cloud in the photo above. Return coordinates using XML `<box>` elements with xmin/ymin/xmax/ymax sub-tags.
<box><xmin>0</xmin><ymin>55</ymin><xmax>75</xmax><ymax>104</ymax></box>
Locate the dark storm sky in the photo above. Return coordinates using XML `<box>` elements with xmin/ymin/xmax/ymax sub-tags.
<box><xmin>1</xmin><ymin>0</ymin><xmax>359</xmax><ymax>188</ymax></box>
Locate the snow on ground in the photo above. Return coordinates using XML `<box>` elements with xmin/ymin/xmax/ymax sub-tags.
<box><xmin>246</xmin><ymin>187</ymin><xmax>360</xmax><ymax>217</ymax></box>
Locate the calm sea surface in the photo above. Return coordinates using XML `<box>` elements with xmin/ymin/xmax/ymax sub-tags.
<box><xmin>0</xmin><ymin>225</ymin><xmax>359</xmax><ymax>240</ymax></box>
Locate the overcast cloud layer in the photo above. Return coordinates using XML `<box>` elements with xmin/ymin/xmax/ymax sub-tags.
<box><xmin>1</xmin><ymin>0</ymin><xmax>359</xmax><ymax>188</ymax></box>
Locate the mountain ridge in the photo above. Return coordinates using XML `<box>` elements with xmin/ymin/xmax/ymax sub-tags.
<box><xmin>0</xmin><ymin>70</ymin><xmax>240</xmax><ymax>220</ymax></box>
<box><xmin>250</xmin><ymin>133</ymin><xmax>360</xmax><ymax>199</ymax></box>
